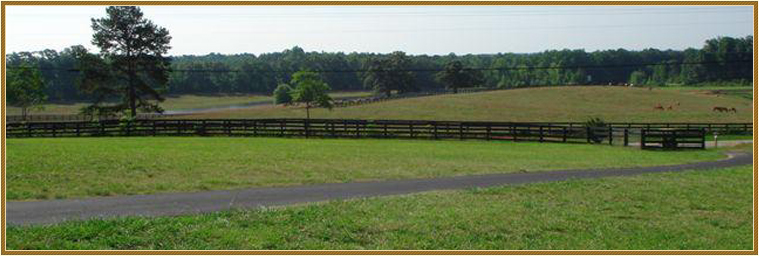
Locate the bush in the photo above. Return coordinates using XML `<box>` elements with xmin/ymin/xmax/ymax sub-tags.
<box><xmin>273</xmin><ymin>83</ymin><xmax>293</xmax><ymax>105</ymax></box>
<box><xmin>585</xmin><ymin>117</ymin><xmax>608</xmax><ymax>144</ymax></box>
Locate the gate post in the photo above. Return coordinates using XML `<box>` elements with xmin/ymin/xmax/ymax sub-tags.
<box><xmin>640</xmin><ymin>129</ymin><xmax>646</xmax><ymax>149</ymax></box>
<box><xmin>608</xmin><ymin>127</ymin><xmax>613</xmax><ymax>145</ymax></box>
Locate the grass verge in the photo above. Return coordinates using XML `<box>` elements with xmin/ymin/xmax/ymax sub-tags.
<box><xmin>7</xmin><ymin>137</ymin><xmax>727</xmax><ymax>200</ymax></box>
<box><xmin>6</xmin><ymin>165</ymin><xmax>752</xmax><ymax>250</ymax></box>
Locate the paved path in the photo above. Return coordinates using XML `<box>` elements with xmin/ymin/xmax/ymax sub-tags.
<box><xmin>7</xmin><ymin>152</ymin><xmax>752</xmax><ymax>225</ymax></box>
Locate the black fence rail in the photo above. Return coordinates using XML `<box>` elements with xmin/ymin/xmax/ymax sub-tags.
<box><xmin>640</xmin><ymin>129</ymin><xmax>706</xmax><ymax>150</ymax></box>
<box><xmin>7</xmin><ymin>119</ymin><xmax>615</xmax><ymax>143</ymax></box>
<box><xmin>6</xmin><ymin>119</ymin><xmax>747</xmax><ymax>147</ymax></box>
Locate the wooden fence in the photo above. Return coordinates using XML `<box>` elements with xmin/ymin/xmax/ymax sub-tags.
<box><xmin>6</xmin><ymin>119</ymin><xmax>613</xmax><ymax>143</ymax></box>
<box><xmin>5</xmin><ymin>113</ymin><xmax>169</xmax><ymax>123</ymax></box>
<box><xmin>640</xmin><ymin>129</ymin><xmax>706</xmax><ymax>150</ymax></box>
<box><xmin>6</xmin><ymin>119</ymin><xmax>748</xmax><ymax>146</ymax></box>
<box><xmin>332</xmin><ymin>87</ymin><xmax>495</xmax><ymax>108</ymax></box>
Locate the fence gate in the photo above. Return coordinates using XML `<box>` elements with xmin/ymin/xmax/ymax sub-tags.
<box><xmin>640</xmin><ymin>129</ymin><xmax>706</xmax><ymax>150</ymax></box>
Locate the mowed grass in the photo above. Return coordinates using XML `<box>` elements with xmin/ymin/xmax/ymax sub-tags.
<box><xmin>6</xmin><ymin>91</ymin><xmax>374</xmax><ymax>115</ymax></box>
<box><xmin>6</xmin><ymin>137</ymin><xmax>727</xmax><ymax>200</ymax></box>
<box><xmin>181</xmin><ymin>86</ymin><xmax>752</xmax><ymax>122</ymax></box>
<box><xmin>7</xmin><ymin>165</ymin><xmax>752</xmax><ymax>250</ymax></box>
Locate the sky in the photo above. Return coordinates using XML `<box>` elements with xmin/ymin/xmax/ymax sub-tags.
<box><xmin>4</xmin><ymin>5</ymin><xmax>754</xmax><ymax>56</ymax></box>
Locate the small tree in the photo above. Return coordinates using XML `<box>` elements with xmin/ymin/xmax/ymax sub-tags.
<box><xmin>628</xmin><ymin>70</ymin><xmax>648</xmax><ymax>86</ymax></box>
<box><xmin>273</xmin><ymin>83</ymin><xmax>293</xmax><ymax>105</ymax></box>
<box><xmin>7</xmin><ymin>65</ymin><xmax>47</xmax><ymax>121</ymax></box>
<box><xmin>290</xmin><ymin>71</ymin><xmax>332</xmax><ymax>120</ymax></box>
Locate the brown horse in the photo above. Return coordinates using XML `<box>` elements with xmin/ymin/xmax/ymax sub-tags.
<box><xmin>653</xmin><ymin>104</ymin><xmax>664</xmax><ymax>111</ymax></box>
<box><xmin>713</xmin><ymin>106</ymin><xmax>729</xmax><ymax>112</ymax></box>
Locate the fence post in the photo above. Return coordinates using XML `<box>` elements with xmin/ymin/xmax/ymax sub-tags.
<box><xmin>433</xmin><ymin>122</ymin><xmax>438</xmax><ymax>140</ymax></box>
<box><xmin>486</xmin><ymin>125</ymin><xmax>491</xmax><ymax>141</ymax></box>
<box><xmin>305</xmin><ymin>119</ymin><xmax>310</xmax><ymax>138</ymax></box>
<box><xmin>459</xmin><ymin>123</ymin><xmax>464</xmax><ymax>140</ymax></box>
<box><xmin>608</xmin><ymin>127</ymin><xmax>613</xmax><ymax>145</ymax></box>
<box><xmin>152</xmin><ymin>120</ymin><xmax>157</xmax><ymax>136</ymax></box>
<box><xmin>562</xmin><ymin>127</ymin><xmax>567</xmax><ymax>143</ymax></box>
<box><xmin>409</xmin><ymin>124</ymin><xmax>414</xmax><ymax>138</ymax></box>
<box><xmin>76</xmin><ymin>122</ymin><xmax>81</xmax><ymax>137</ymax></box>
<box><xmin>701</xmin><ymin>128</ymin><xmax>706</xmax><ymax>149</ymax></box>
<box><xmin>586</xmin><ymin>126</ymin><xmax>591</xmax><ymax>143</ymax></box>
<box><xmin>539</xmin><ymin>126</ymin><xmax>544</xmax><ymax>143</ymax></box>
<box><xmin>253</xmin><ymin>121</ymin><xmax>258</xmax><ymax>136</ymax></box>
<box><xmin>201</xmin><ymin>120</ymin><xmax>207</xmax><ymax>136</ymax></box>
<box><xmin>624</xmin><ymin>129</ymin><xmax>629</xmax><ymax>147</ymax></box>
<box><xmin>512</xmin><ymin>125</ymin><xmax>517</xmax><ymax>141</ymax></box>
<box><xmin>640</xmin><ymin>129</ymin><xmax>646</xmax><ymax>149</ymax></box>
<box><xmin>280</xmin><ymin>121</ymin><xmax>285</xmax><ymax>137</ymax></box>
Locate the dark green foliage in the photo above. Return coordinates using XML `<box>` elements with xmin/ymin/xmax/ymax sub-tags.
<box><xmin>5</xmin><ymin>36</ymin><xmax>752</xmax><ymax>101</ymax></box>
<box><xmin>6</xmin><ymin>64</ymin><xmax>47</xmax><ymax>120</ymax></box>
<box><xmin>362</xmin><ymin>51</ymin><xmax>417</xmax><ymax>97</ymax></box>
<box><xmin>628</xmin><ymin>70</ymin><xmax>648</xmax><ymax>85</ymax></box>
<box><xmin>436</xmin><ymin>60</ymin><xmax>484</xmax><ymax>93</ymax></box>
<box><xmin>272</xmin><ymin>83</ymin><xmax>293</xmax><ymax>105</ymax></box>
<box><xmin>290</xmin><ymin>71</ymin><xmax>333</xmax><ymax>119</ymax></box>
<box><xmin>80</xmin><ymin>6</ymin><xmax>172</xmax><ymax>117</ymax></box>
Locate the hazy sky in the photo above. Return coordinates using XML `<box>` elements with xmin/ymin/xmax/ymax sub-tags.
<box><xmin>5</xmin><ymin>5</ymin><xmax>754</xmax><ymax>56</ymax></box>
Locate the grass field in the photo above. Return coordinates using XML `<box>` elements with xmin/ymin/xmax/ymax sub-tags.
<box><xmin>6</xmin><ymin>137</ymin><xmax>728</xmax><ymax>201</ymax></box>
<box><xmin>6</xmin><ymin>91</ymin><xmax>374</xmax><ymax>115</ymax></box>
<box><xmin>7</xmin><ymin>164</ymin><xmax>752</xmax><ymax>250</ymax></box>
<box><xmin>178</xmin><ymin>86</ymin><xmax>753</xmax><ymax>122</ymax></box>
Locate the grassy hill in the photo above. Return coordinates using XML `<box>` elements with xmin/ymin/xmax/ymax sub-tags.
<box><xmin>5</xmin><ymin>91</ymin><xmax>372</xmax><ymax>116</ymax></box>
<box><xmin>181</xmin><ymin>86</ymin><xmax>753</xmax><ymax>122</ymax></box>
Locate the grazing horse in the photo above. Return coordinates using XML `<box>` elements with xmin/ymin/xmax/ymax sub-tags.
<box><xmin>653</xmin><ymin>104</ymin><xmax>665</xmax><ymax>111</ymax></box>
<box><xmin>713</xmin><ymin>106</ymin><xmax>729</xmax><ymax>112</ymax></box>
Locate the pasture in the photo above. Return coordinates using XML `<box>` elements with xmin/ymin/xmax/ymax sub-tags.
<box><xmin>5</xmin><ymin>91</ymin><xmax>374</xmax><ymax>116</ymax></box>
<box><xmin>6</xmin><ymin>137</ymin><xmax>728</xmax><ymax>201</ymax></box>
<box><xmin>6</xmin><ymin>164</ymin><xmax>752</xmax><ymax>250</ymax></box>
<box><xmin>178</xmin><ymin>86</ymin><xmax>753</xmax><ymax>122</ymax></box>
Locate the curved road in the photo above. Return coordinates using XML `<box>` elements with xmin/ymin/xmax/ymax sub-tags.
<box><xmin>6</xmin><ymin>152</ymin><xmax>752</xmax><ymax>225</ymax></box>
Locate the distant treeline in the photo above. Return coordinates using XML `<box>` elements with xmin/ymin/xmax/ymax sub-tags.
<box><xmin>5</xmin><ymin>36</ymin><xmax>753</xmax><ymax>102</ymax></box>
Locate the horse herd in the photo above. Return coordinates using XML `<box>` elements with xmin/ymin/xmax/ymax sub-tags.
<box><xmin>652</xmin><ymin>103</ymin><xmax>737</xmax><ymax>113</ymax></box>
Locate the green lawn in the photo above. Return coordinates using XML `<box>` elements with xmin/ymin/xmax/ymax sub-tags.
<box><xmin>180</xmin><ymin>86</ymin><xmax>753</xmax><ymax>122</ymax></box>
<box><xmin>6</xmin><ymin>137</ymin><xmax>727</xmax><ymax>200</ymax></box>
<box><xmin>6</xmin><ymin>165</ymin><xmax>752</xmax><ymax>250</ymax></box>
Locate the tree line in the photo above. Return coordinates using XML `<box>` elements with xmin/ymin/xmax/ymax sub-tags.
<box><xmin>6</xmin><ymin>36</ymin><xmax>753</xmax><ymax>103</ymax></box>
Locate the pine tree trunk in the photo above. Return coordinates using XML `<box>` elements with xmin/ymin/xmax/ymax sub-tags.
<box><xmin>306</xmin><ymin>103</ymin><xmax>311</xmax><ymax>120</ymax></box>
